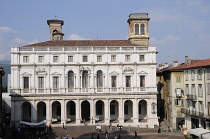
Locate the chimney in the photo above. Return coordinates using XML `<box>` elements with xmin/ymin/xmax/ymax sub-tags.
<box><xmin>185</xmin><ymin>56</ymin><xmax>188</xmax><ymax>64</ymax></box>
<box><xmin>173</xmin><ymin>61</ymin><xmax>178</xmax><ymax>67</ymax></box>
<box><xmin>164</xmin><ymin>63</ymin><xmax>168</xmax><ymax>68</ymax></box>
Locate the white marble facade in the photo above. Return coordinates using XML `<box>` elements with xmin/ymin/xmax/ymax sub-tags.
<box><xmin>10</xmin><ymin>13</ymin><xmax>158</xmax><ymax>127</ymax></box>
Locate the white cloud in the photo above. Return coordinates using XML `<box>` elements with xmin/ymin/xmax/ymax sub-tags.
<box><xmin>29</xmin><ymin>38</ymin><xmax>39</xmax><ymax>44</ymax></box>
<box><xmin>150</xmin><ymin>35</ymin><xmax>180</xmax><ymax>46</ymax></box>
<box><xmin>12</xmin><ymin>38</ymin><xmax>28</xmax><ymax>44</ymax></box>
<box><xmin>0</xmin><ymin>26</ymin><xmax>17</xmax><ymax>33</ymax></box>
<box><xmin>68</xmin><ymin>33</ymin><xmax>88</xmax><ymax>40</ymax></box>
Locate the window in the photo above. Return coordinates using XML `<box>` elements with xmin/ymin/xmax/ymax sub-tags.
<box><xmin>38</xmin><ymin>77</ymin><xmax>44</xmax><ymax>89</ymax></box>
<box><xmin>111</xmin><ymin>55</ymin><xmax>116</xmax><ymax>62</ymax></box>
<box><xmin>199</xmin><ymin>101</ymin><xmax>203</xmax><ymax>112</ymax></box>
<box><xmin>53</xmin><ymin>56</ymin><xmax>59</xmax><ymax>62</ymax></box>
<box><xmin>124</xmin><ymin>105</ymin><xmax>128</xmax><ymax>114</ymax></box>
<box><xmin>68</xmin><ymin>56</ymin><xmax>73</xmax><ymax>62</ymax></box>
<box><xmin>198</xmin><ymin>84</ymin><xmax>203</xmax><ymax>97</ymax></box>
<box><xmin>207</xmin><ymin>68</ymin><xmax>210</xmax><ymax>80</ymax></box>
<box><xmin>208</xmin><ymin>83</ymin><xmax>210</xmax><ymax>95</ymax></box>
<box><xmin>125</xmin><ymin>55</ymin><xmax>130</xmax><ymax>62</ymax></box>
<box><xmin>176</xmin><ymin>88</ymin><xmax>182</xmax><ymax>96</ymax></box>
<box><xmin>135</xmin><ymin>24</ymin><xmax>139</xmax><ymax>35</ymax></box>
<box><xmin>38</xmin><ymin>56</ymin><xmax>44</xmax><ymax>62</ymax></box>
<box><xmin>185</xmin><ymin>84</ymin><xmax>189</xmax><ymax>95</ymax></box>
<box><xmin>68</xmin><ymin>71</ymin><xmax>74</xmax><ymax>89</ymax></box>
<box><xmin>23</xmin><ymin>56</ymin><xmax>29</xmax><ymax>63</ymax></box>
<box><xmin>83</xmin><ymin>56</ymin><xmax>88</xmax><ymax>62</ymax></box>
<box><xmin>197</xmin><ymin>70</ymin><xmax>202</xmax><ymax>80</ymax></box>
<box><xmin>97</xmin><ymin>70</ymin><xmax>103</xmax><ymax>88</ymax></box>
<box><xmin>192</xmin><ymin>84</ymin><xmax>196</xmax><ymax>95</ymax></box>
<box><xmin>111</xmin><ymin>76</ymin><xmax>117</xmax><ymax>88</ymax></box>
<box><xmin>97</xmin><ymin>56</ymin><xmax>102</xmax><ymax>62</ymax></box>
<box><xmin>176</xmin><ymin>75</ymin><xmax>181</xmax><ymax>83</ymax></box>
<box><xmin>175</xmin><ymin>99</ymin><xmax>183</xmax><ymax>106</ymax></box>
<box><xmin>126</xmin><ymin>76</ymin><xmax>131</xmax><ymax>87</ymax></box>
<box><xmin>191</xmin><ymin>70</ymin><xmax>195</xmax><ymax>80</ymax></box>
<box><xmin>140</xmin><ymin>55</ymin><xmax>144</xmax><ymax>62</ymax></box>
<box><xmin>140</xmin><ymin>76</ymin><xmax>145</xmax><ymax>87</ymax></box>
<box><xmin>140</xmin><ymin>24</ymin><xmax>145</xmax><ymax>34</ymax></box>
<box><xmin>82</xmin><ymin>71</ymin><xmax>88</xmax><ymax>88</ymax></box>
<box><xmin>185</xmin><ymin>71</ymin><xmax>188</xmax><ymax>81</ymax></box>
<box><xmin>23</xmin><ymin>77</ymin><xmax>29</xmax><ymax>89</ymax></box>
<box><xmin>53</xmin><ymin>77</ymin><xmax>59</xmax><ymax>89</ymax></box>
<box><xmin>192</xmin><ymin>102</ymin><xmax>196</xmax><ymax>112</ymax></box>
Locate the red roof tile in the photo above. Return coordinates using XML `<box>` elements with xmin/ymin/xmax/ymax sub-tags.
<box><xmin>22</xmin><ymin>40</ymin><xmax>141</xmax><ymax>47</ymax></box>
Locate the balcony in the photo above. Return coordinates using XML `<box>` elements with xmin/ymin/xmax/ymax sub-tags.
<box><xmin>181</xmin><ymin>108</ymin><xmax>190</xmax><ymax>115</ymax></box>
<box><xmin>181</xmin><ymin>108</ymin><xmax>204</xmax><ymax>118</ymax></box>
<box><xmin>187</xmin><ymin>94</ymin><xmax>197</xmax><ymax>101</ymax></box>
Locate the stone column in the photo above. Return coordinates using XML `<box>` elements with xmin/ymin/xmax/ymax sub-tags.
<box><xmin>46</xmin><ymin>100</ymin><xmax>52</xmax><ymax>125</ymax></box>
<box><xmin>61</xmin><ymin>100</ymin><xmax>66</xmax><ymax>125</ymax></box>
<box><xmin>118</xmin><ymin>99</ymin><xmax>124</xmax><ymax>124</ymax></box>
<box><xmin>133</xmin><ymin>99</ymin><xmax>139</xmax><ymax>123</ymax></box>
<box><xmin>90</xmin><ymin>99</ymin><xmax>95</xmax><ymax>124</ymax></box>
<box><xmin>31</xmin><ymin>101</ymin><xmax>37</xmax><ymax>123</ymax></box>
<box><xmin>76</xmin><ymin>99</ymin><xmax>81</xmax><ymax>124</ymax></box>
<box><xmin>104</xmin><ymin>99</ymin><xmax>110</xmax><ymax>124</ymax></box>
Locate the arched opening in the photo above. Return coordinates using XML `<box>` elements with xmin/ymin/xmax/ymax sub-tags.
<box><xmin>52</xmin><ymin>101</ymin><xmax>61</xmax><ymax>124</ymax></box>
<box><xmin>22</xmin><ymin>102</ymin><xmax>31</xmax><ymax>122</ymax></box>
<box><xmin>37</xmin><ymin>102</ymin><xmax>46</xmax><ymax>122</ymax></box>
<box><xmin>110</xmin><ymin>100</ymin><xmax>119</xmax><ymax>122</ymax></box>
<box><xmin>66</xmin><ymin>101</ymin><xmax>76</xmax><ymax>123</ymax></box>
<box><xmin>53</xmin><ymin>30</ymin><xmax>58</xmax><ymax>34</ymax></box>
<box><xmin>82</xmin><ymin>71</ymin><xmax>88</xmax><ymax>92</ymax></box>
<box><xmin>97</xmin><ymin>70</ymin><xmax>103</xmax><ymax>92</ymax></box>
<box><xmin>68</xmin><ymin>71</ymin><xmax>74</xmax><ymax>92</ymax></box>
<box><xmin>140</xmin><ymin>24</ymin><xmax>145</xmax><ymax>34</ymax></box>
<box><xmin>81</xmin><ymin>100</ymin><xmax>90</xmax><ymax>121</ymax></box>
<box><xmin>124</xmin><ymin>100</ymin><xmax>133</xmax><ymax>122</ymax></box>
<box><xmin>135</xmin><ymin>24</ymin><xmax>139</xmax><ymax>35</ymax></box>
<box><xmin>95</xmin><ymin>100</ymin><xmax>104</xmax><ymax>122</ymax></box>
<box><xmin>139</xmin><ymin>100</ymin><xmax>147</xmax><ymax>122</ymax></box>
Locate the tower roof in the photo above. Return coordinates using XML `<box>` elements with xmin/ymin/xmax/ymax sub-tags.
<box><xmin>128</xmin><ymin>13</ymin><xmax>150</xmax><ymax>22</ymax></box>
<box><xmin>47</xmin><ymin>19</ymin><xmax>64</xmax><ymax>25</ymax></box>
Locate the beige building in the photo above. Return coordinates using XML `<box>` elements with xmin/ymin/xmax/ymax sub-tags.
<box><xmin>11</xmin><ymin>13</ymin><xmax>159</xmax><ymax>127</ymax></box>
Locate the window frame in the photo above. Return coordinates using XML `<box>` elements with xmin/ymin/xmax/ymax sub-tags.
<box><xmin>111</xmin><ymin>55</ymin><xmax>116</xmax><ymax>62</ymax></box>
<box><xmin>53</xmin><ymin>56</ymin><xmax>59</xmax><ymax>62</ymax></box>
<box><xmin>83</xmin><ymin>56</ymin><xmax>88</xmax><ymax>62</ymax></box>
<box><xmin>97</xmin><ymin>55</ymin><xmax>102</xmax><ymax>62</ymax></box>
<box><xmin>139</xmin><ymin>55</ymin><xmax>145</xmax><ymax>62</ymax></box>
<box><xmin>68</xmin><ymin>56</ymin><xmax>73</xmax><ymax>62</ymax></box>
<box><xmin>23</xmin><ymin>56</ymin><xmax>29</xmax><ymax>63</ymax></box>
<box><xmin>125</xmin><ymin>55</ymin><xmax>130</xmax><ymax>62</ymax></box>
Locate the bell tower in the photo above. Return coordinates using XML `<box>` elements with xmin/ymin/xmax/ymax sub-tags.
<box><xmin>47</xmin><ymin>19</ymin><xmax>64</xmax><ymax>41</ymax></box>
<box><xmin>127</xmin><ymin>13</ymin><xmax>150</xmax><ymax>45</ymax></box>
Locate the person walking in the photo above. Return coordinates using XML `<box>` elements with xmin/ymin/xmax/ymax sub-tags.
<box><xmin>135</xmin><ymin>131</ymin><xmax>137</xmax><ymax>138</ymax></box>
<box><xmin>62</xmin><ymin>123</ymin><xmax>65</xmax><ymax>129</ymax></box>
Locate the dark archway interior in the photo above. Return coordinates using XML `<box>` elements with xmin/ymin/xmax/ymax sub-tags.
<box><xmin>81</xmin><ymin>101</ymin><xmax>90</xmax><ymax>121</ymax></box>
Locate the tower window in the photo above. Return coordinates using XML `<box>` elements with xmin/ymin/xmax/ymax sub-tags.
<box><xmin>140</xmin><ymin>24</ymin><xmax>145</xmax><ymax>34</ymax></box>
<box><xmin>135</xmin><ymin>24</ymin><xmax>139</xmax><ymax>35</ymax></box>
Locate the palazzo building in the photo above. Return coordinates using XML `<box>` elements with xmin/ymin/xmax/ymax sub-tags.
<box><xmin>11</xmin><ymin>13</ymin><xmax>158</xmax><ymax>127</ymax></box>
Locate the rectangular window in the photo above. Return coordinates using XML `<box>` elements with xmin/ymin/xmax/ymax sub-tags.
<box><xmin>176</xmin><ymin>88</ymin><xmax>181</xmax><ymax>96</ymax></box>
<box><xmin>110</xmin><ymin>105</ymin><xmax>115</xmax><ymax>115</ymax></box>
<box><xmin>23</xmin><ymin>56</ymin><xmax>29</xmax><ymax>63</ymax></box>
<box><xmin>111</xmin><ymin>55</ymin><xmax>116</xmax><ymax>62</ymax></box>
<box><xmin>185</xmin><ymin>71</ymin><xmax>188</xmax><ymax>81</ymax></box>
<box><xmin>23</xmin><ymin>77</ymin><xmax>29</xmax><ymax>89</ymax></box>
<box><xmin>185</xmin><ymin>84</ymin><xmax>189</xmax><ymax>95</ymax></box>
<box><xmin>124</xmin><ymin>105</ymin><xmax>128</xmax><ymax>114</ymax></box>
<box><xmin>111</xmin><ymin>76</ymin><xmax>117</xmax><ymax>88</ymax></box>
<box><xmin>125</xmin><ymin>55</ymin><xmax>130</xmax><ymax>62</ymax></box>
<box><xmin>176</xmin><ymin>75</ymin><xmax>181</xmax><ymax>83</ymax></box>
<box><xmin>140</xmin><ymin>76</ymin><xmax>145</xmax><ymax>87</ymax></box>
<box><xmin>198</xmin><ymin>84</ymin><xmax>203</xmax><ymax>97</ymax></box>
<box><xmin>208</xmin><ymin>83</ymin><xmax>210</xmax><ymax>95</ymax></box>
<box><xmin>197</xmin><ymin>70</ymin><xmax>202</xmax><ymax>80</ymax></box>
<box><xmin>126</xmin><ymin>76</ymin><xmax>131</xmax><ymax>87</ymax></box>
<box><xmin>83</xmin><ymin>56</ymin><xmax>88</xmax><ymax>62</ymax></box>
<box><xmin>191</xmin><ymin>70</ymin><xmax>195</xmax><ymax>80</ymax></box>
<box><xmin>68</xmin><ymin>56</ymin><xmax>73</xmax><ymax>62</ymax></box>
<box><xmin>38</xmin><ymin>56</ymin><xmax>44</xmax><ymax>62</ymax></box>
<box><xmin>38</xmin><ymin>77</ymin><xmax>44</xmax><ymax>89</ymax></box>
<box><xmin>140</xmin><ymin>55</ymin><xmax>145</xmax><ymax>62</ymax></box>
<box><xmin>175</xmin><ymin>99</ymin><xmax>182</xmax><ymax>106</ymax></box>
<box><xmin>207</xmin><ymin>68</ymin><xmax>210</xmax><ymax>80</ymax></box>
<box><xmin>199</xmin><ymin>101</ymin><xmax>203</xmax><ymax>112</ymax></box>
<box><xmin>192</xmin><ymin>84</ymin><xmax>196</xmax><ymax>95</ymax></box>
<box><xmin>53</xmin><ymin>77</ymin><xmax>59</xmax><ymax>89</ymax></box>
<box><xmin>97</xmin><ymin>56</ymin><xmax>102</xmax><ymax>62</ymax></box>
<box><xmin>53</xmin><ymin>56</ymin><xmax>59</xmax><ymax>62</ymax></box>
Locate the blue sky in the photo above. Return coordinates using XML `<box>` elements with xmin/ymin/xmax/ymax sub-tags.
<box><xmin>0</xmin><ymin>0</ymin><xmax>210</xmax><ymax>65</ymax></box>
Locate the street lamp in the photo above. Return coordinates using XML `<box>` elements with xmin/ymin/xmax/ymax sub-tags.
<box><xmin>0</xmin><ymin>66</ymin><xmax>5</xmax><ymax>138</ymax></box>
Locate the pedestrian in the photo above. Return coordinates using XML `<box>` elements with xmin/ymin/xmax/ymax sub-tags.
<box><xmin>170</xmin><ymin>126</ymin><xmax>173</xmax><ymax>132</ymax></box>
<box><xmin>62</xmin><ymin>123</ymin><xmax>65</xmax><ymax>129</ymax></box>
<box><xmin>66</xmin><ymin>132</ymin><xmax>69</xmax><ymax>139</ymax></box>
<box><xmin>118</xmin><ymin>134</ymin><xmax>121</xmax><ymax>139</ymax></box>
<box><xmin>97</xmin><ymin>134</ymin><xmax>100</xmax><ymax>139</ymax></box>
<box><xmin>105</xmin><ymin>131</ymin><xmax>108</xmax><ymax>139</ymax></box>
<box><xmin>135</xmin><ymin>131</ymin><xmax>137</xmax><ymax>138</ymax></box>
<box><xmin>114</xmin><ymin>135</ymin><xmax>118</xmax><ymax>139</ymax></box>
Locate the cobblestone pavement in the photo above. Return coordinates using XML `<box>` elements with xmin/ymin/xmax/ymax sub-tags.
<box><xmin>48</xmin><ymin>125</ymin><xmax>185</xmax><ymax>139</ymax></box>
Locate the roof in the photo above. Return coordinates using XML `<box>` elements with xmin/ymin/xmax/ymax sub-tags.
<box><xmin>47</xmin><ymin>19</ymin><xmax>64</xmax><ymax>25</ymax></box>
<box><xmin>22</xmin><ymin>40</ymin><xmax>141</xmax><ymax>47</ymax></box>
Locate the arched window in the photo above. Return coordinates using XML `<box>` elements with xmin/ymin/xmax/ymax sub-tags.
<box><xmin>97</xmin><ymin>70</ymin><xmax>103</xmax><ymax>91</ymax></box>
<box><xmin>135</xmin><ymin>24</ymin><xmax>139</xmax><ymax>35</ymax></box>
<box><xmin>82</xmin><ymin>71</ymin><xmax>88</xmax><ymax>88</ymax></box>
<box><xmin>140</xmin><ymin>24</ymin><xmax>145</xmax><ymax>34</ymax></box>
<box><xmin>53</xmin><ymin>30</ymin><xmax>58</xmax><ymax>33</ymax></box>
<box><xmin>68</xmin><ymin>71</ymin><xmax>74</xmax><ymax>90</ymax></box>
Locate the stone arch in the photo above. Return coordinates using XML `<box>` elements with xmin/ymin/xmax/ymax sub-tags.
<box><xmin>37</xmin><ymin>101</ymin><xmax>46</xmax><ymax>122</ymax></box>
<box><xmin>110</xmin><ymin>100</ymin><xmax>119</xmax><ymax>122</ymax></box>
<box><xmin>95</xmin><ymin>100</ymin><xmax>104</xmax><ymax>122</ymax></box>
<box><xmin>81</xmin><ymin>100</ymin><xmax>90</xmax><ymax>121</ymax></box>
<box><xmin>22</xmin><ymin>101</ymin><xmax>31</xmax><ymax>122</ymax></box>
<box><xmin>124</xmin><ymin>100</ymin><xmax>133</xmax><ymax>122</ymax></box>
<box><xmin>66</xmin><ymin>100</ymin><xmax>76</xmax><ymax>123</ymax></box>
<box><xmin>139</xmin><ymin>100</ymin><xmax>147</xmax><ymax>122</ymax></box>
<box><xmin>52</xmin><ymin>101</ymin><xmax>61</xmax><ymax>123</ymax></box>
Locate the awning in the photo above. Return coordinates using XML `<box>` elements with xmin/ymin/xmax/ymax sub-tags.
<box><xmin>186</xmin><ymin>128</ymin><xmax>210</xmax><ymax>139</ymax></box>
<box><xmin>20</xmin><ymin>120</ymin><xmax>46</xmax><ymax>126</ymax></box>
